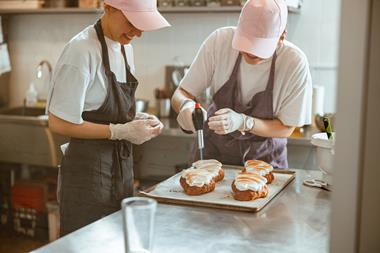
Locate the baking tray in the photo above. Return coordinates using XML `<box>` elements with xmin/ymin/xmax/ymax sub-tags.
<box><xmin>139</xmin><ymin>165</ymin><xmax>295</xmax><ymax>212</ymax></box>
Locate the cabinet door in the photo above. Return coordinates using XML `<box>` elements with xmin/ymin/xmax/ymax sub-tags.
<box><xmin>287</xmin><ymin>144</ymin><xmax>317</xmax><ymax>170</ymax></box>
<box><xmin>133</xmin><ymin>135</ymin><xmax>194</xmax><ymax>180</ymax></box>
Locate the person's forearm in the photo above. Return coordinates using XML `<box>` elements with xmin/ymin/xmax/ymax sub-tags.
<box><xmin>250</xmin><ymin>118</ymin><xmax>295</xmax><ymax>138</ymax></box>
<box><xmin>171</xmin><ymin>87</ymin><xmax>196</xmax><ymax>113</ymax></box>
<box><xmin>48</xmin><ymin>113</ymin><xmax>111</xmax><ymax>139</ymax></box>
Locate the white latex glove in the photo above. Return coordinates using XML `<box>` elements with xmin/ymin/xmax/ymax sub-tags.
<box><xmin>135</xmin><ymin>112</ymin><xmax>164</xmax><ymax>133</ymax></box>
<box><xmin>109</xmin><ymin>118</ymin><xmax>163</xmax><ymax>145</ymax></box>
<box><xmin>135</xmin><ymin>112</ymin><xmax>153</xmax><ymax>120</ymax></box>
<box><xmin>176</xmin><ymin>100</ymin><xmax>207</xmax><ymax>133</ymax></box>
<box><xmin>208</xmin><ymin>108</ymin><xmax>244</xmax><ymax>135</ymax></box>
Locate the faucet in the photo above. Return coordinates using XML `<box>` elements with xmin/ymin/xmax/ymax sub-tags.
<box><xmin>29</xmin><ymin>60</ymin><xmax>52</xmax><ymax>109</ymax></box>
<box><xmin>23</xmin><ymin>60</ymin><xmax>53</xmax><ymax>109</ymax></box>
<box><xmin>36</xmin><ymin>60</ymin><xmax>52</xmax><ymax>81</ymax></box>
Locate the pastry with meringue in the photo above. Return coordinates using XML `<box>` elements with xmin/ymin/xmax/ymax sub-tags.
<box><xmin>243</xmin><ymin>160</ymin><xmax>274</xmax><ymax>184</ymax></box>
<box><xmin>180</xmin><ymin>159</ymin><xmax>224</xmax><ymax>195</ymax></box>
<box><xmin>192</xmin><ymin>159</ymin><xmax>224</xmax><ymax>182</ymax></box>
<box><xmin>231</xmin><ymin>173</ymin><xmax>269</xmax><ymax>201</ymax></box>
<box><xmin>180</xmin><ymin>168</ymin><xmax>216</xmax><ymax>195</ymax></box>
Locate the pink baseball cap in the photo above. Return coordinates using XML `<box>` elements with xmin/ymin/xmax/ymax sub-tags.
<box><xmin>104</xmin><ymin>0</ymin><xmax>170</xmax><ymax>31</ymax></box>
<box><xmin>232</xmin><ymin>0</ymin><xmax>287</xmax><ymax>58</ymax></box>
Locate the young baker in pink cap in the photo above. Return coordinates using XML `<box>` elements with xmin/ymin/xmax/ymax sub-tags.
<box><xmin>172</xmin><ymin>0</ymin><xmax>312</xmax><ymax>168</ymax></box>
<box><xmin>46</xmin><ymin>0</ymin><xmax>170</xmax><ymax>236</ymax></box>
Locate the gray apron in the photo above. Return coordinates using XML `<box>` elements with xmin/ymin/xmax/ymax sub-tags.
<box><xmin>192</xmin><ymin>52</ymin><xmax>288</xmax><ymax>168</ymax></box>
<box><xmin>58</xmin><ymin>20</ymin><xmax>138</xmax><ymax>236</ymax></box>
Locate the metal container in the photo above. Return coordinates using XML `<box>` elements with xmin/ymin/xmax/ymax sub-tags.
<box><xmin>135</xmin><ymin>99</ymin><xmax>149</xmax><ymax>113</ymax></box>
<box><xmin>156</xmin><ymin>99</ymin><xmax>171</xmax><ymax>118</ymax></box>
<box><xmin>311</xmin><ymin>133</ymin><xmax>335</xmax><ymax>185</ymax></box>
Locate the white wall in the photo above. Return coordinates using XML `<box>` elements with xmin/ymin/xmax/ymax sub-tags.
<box><xmin>330</xmin><ymin>0</ymin><xmax>371</xmax><ymax>252</ymax></box>
<box><xmin>287</xmin><ymin>0</ymin><xmax>340</xmax><ymax>113</ymax></box>
<box><xmin>6</xmin><ymin>0</ymin><xmax>340</xmax><ymax>113</ymax></box>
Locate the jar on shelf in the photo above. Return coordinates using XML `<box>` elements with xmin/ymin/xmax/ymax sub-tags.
<box><xmin>220</xmin><ymin>0</ymin><xmax>241</xmax><ymax>6</ymax></box>
<box><xmin>206</xmin><ymin>0</ymin><xmax>221</xmax><ymax>7</ymax></box>
<box><xmin>79</xmin><ymin>0</ymin><xmax>100</xmax><ymax>8</ymax></box>
<box><xmin>173</xmin><ymin>0</ymin><xmax>190</xmax><ymax>7</ymax></box>
<box><xmin>189</xmin><ymin>0</ymin><xmax>207</xmax><ymax>6</ymax></box>
<box><xmin>158</xmin><ymin>0</ymin><xmax>173</xmax><ymax>7</ymax></box>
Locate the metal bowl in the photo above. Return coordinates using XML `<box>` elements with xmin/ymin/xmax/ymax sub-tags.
<box><xmin>135</xmin><ymin>99</ymin><xmax>149</xmax><ymax>113</ymax></box>
<box><xmin>311</xmin><ymin>133</ymin><xmax>335</xmax><ymax>185</ymax></box>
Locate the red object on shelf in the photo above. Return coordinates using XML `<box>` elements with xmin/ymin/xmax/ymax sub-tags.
<box><xmin>11</xmin><ymin>181</ymin><xmax>47</xmax><ymax>213</ymax></box>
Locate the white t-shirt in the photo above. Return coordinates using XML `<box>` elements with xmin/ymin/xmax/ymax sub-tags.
<box><xmin>180</xmin><ymin>27</ymin><xmax>312</xmax><ymax>127</ymax></box>
<box><xmin>47</xmin><ymin>25</ymin><xmax>135</xmax><ymax>124</ymax></box>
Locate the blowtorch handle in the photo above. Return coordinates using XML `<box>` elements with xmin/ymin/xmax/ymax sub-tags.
<box><xmin>192</xmin><ymin>103</ymin><xmax>204</xmax><ymax>131</ymax></box>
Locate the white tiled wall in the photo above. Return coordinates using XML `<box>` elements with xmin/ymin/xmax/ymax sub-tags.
<box><xmin>287</xmin><ymin>0</ymin><xmax>341</xmax><ymax>113</ymax></box>
<box><xmin>6</xmin><ymin>0</ymin><xmax>340</xmax><ymax>113</ymax></box>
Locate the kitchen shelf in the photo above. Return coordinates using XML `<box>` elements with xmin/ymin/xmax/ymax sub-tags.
<box><xmin>0</xmin><ymin>6</ymin><xmax>300</xmax><ymax>15</ymax></box>
<box><xmin>0</xmin><ymin>7</ymin><xmax>103</xmax><ymax>15</ymax></box>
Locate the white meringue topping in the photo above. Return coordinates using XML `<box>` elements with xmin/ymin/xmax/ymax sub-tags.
<box><xmin>192</xmin><ymin>159</ymin><xmax>222</xmax><ymax>168</ymax></box>
<box><xmin>181</xmin><ymin>159</ymin><xmax>223</xmax><ymax>187</ymax></box>
<box><xmin>181</xmin><ymin>168</ymin><xmax>214</xmax><ymax>187</ymax></box>
<box><xmin>244</xmin><ymin>160</ymin><xmax>273</xmax><ymax>176</ymax></box>
<box><xmin>234</xmin><ymin>173</ymin><xmax>267</xmax><ymax>192</ymax></box>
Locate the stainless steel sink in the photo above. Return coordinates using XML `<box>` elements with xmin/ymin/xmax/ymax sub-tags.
<box><xmin>0</xmin><ymin>107</ymin><xmax>69</xmax><ymax>167</ymax></box>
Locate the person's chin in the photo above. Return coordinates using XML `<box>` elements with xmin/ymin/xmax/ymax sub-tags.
<box><xmin>119</xmin><ymin>36</ymin><xmax>132</xmax><ymax>45</ymax></box>
<box><xmin>119</xmin><ymin>39</ymin><xmax>131</xmax><ymax>45</ymax></box>
<box><xmin>243</xmin><ymin>54</ymin><xmax>264</xmax><ymax>65</ymax></box>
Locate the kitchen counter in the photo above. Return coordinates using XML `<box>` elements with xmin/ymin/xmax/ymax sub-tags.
<box><xmin>32</xmin><ymin>169</ymin><xmax>330</xmax><ymax>253</ymax></box>
<box><xmin>159</xmin><ymin>118</ymin><xmax>320</xmax><ymax>146</ymax></box>
<box><xmin>0</xmin><ymin>107</ymin><xmax>67</xmax><ymax>167</ymax></box>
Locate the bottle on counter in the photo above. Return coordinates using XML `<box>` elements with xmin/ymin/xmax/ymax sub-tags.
<box><xmin>25</xmin><ymin>82</ymin><xmax>38</xmax><ymax>107</ymax></box>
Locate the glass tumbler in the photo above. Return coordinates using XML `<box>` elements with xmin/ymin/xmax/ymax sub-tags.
<box><xmin>121</xmin><ymin>197</ymin><xmax>157</xmax><ymax>253</ymax></box>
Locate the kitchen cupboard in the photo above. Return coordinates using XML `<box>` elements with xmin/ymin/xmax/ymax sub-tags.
<box><xmin>133</xmin><ymin>134</ymin><xmax>318</xmax><ymax>181</ymax></box>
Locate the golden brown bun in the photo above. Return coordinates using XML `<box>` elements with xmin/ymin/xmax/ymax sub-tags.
<box><xmin>243</xmin><ymin>160</ymin><xmax>274</xmax><ymax>184</ymax></box>
<box><xmin>231</xmin><ymin>181</ymin><xmax>269</xmax><ymax>201</ymax></box>
<box><xmin>213</xmin><ymin>168</ymin><xmax>225</xmax><ymax>182</ymax></box>
<box><xmin>264</xmin><ymin>172</ymin><xmax>274</xmax><ymax>184</ymax></box>
<box><xmin>180</xmin><ymin>177</ymin><xmax>216</xmax><ymax>196</ymax></box>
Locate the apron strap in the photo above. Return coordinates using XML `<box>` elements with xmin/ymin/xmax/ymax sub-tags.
<box><xmin>94</xmin><ymin>19</ymin><xmax>112</xmax><ymax>76</ymax></box>
<box><xmin>266</xmin><ymin>51</ymin><xmax>277</xmax><ymax>93</ymax></box>
<box><xmin>120</xmin><ymin>45</ymin><xmax>135</xmax><ymax>84</ymax></box>
<box><xmin>231</xmin><ymin>53</ymin><xmax>242</xmax><ymax>77</ymax></box>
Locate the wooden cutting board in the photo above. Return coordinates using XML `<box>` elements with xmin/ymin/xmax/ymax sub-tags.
<box><xmin>140</xmin><ymin>165</ymin><xmax>295</xmax><ymax>212</ymax></box>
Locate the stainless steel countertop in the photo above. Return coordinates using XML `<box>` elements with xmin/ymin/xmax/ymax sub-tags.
<box><xmin>159</xmin><ymin>118</ymin><xmax>319</xmax><ymax>146</ymax></box>
<box><xmin>32</xmin><ymin>169</ymin><xmax>330</xmax><ymax>253</ymax></box>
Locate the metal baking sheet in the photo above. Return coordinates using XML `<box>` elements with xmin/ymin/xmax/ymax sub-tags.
<box><xmin>140</xmin><ymin>165</ymin><xmax>295</xmax><ymax>212</ymax></box>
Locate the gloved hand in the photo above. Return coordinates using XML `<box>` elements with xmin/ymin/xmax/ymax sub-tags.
<box><xmin>176</xmin><ymin>99</ymin><xmax>207</xmax><ymax>133</ymax></box>
<box><xmin>135</xmin><ymin>112</ymin><xmax>163</xmax><ymax>128</ymax></box>
<box><xmin>134</xmin><ymin>112</ymin><xmax>155</xmax><ymax>120</ymax></box>
<box><xmin>109</xmin><ymin>118</ymin><xmax>163</xmax><ymax>145</ymax></box>
<box><xmin>134</xmin><ymin>112</ymin><xmax>151</xmax><ymax>120</ymax></box>
<box><xmin>208</xmin><ymin>108</ymin><xmax>244</xmax><ymax>135</ymax></box>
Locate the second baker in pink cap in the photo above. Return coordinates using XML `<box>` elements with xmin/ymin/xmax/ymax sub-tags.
<box><xmin>172</xmin><ymin>0</ymin><xmax>312</xmax><ymax>168</ymax></box>
<box><xmin>47</xmin><ymin>0</ymin><xmax>170</xmax><ymax>236</ymax></box>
